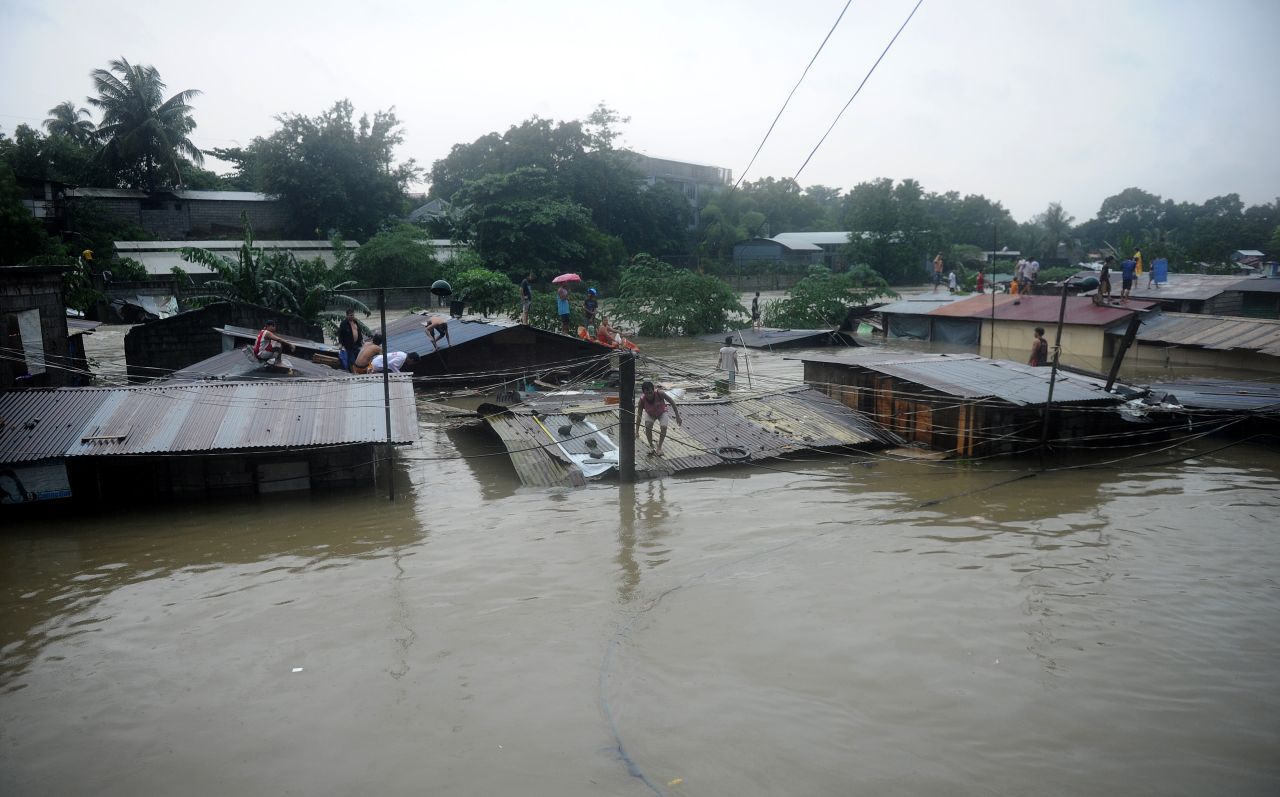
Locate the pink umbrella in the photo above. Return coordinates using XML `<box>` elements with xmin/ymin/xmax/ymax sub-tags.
<box><xmin>552</xmin><ymin>273</ymin><xmax>582</xmax><ymax>284</ymax></box>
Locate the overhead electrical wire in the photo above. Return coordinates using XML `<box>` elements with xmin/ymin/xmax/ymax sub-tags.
<box><xmin>793</xmin><ymin>0</ymin><xmax>926</xmax><ymax>182</ymax></box>
<box><xmin>732</xmin><ymin>0</ymin><xmax>853</xmax><ymax>190</ymax></box>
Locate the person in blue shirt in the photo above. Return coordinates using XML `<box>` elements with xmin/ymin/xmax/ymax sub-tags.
<box><xmin>1120</xmin><ymin>257</ymin><xmax>1137</xmax><ymax>303</ymax></box>
<box><xmin>556</xmin><ymin>284</ymin><xmax>571</xmax><ymax>333</ymax></box>
<box><xmin>583</xmin><ymin>288</ymin><xmax>599</xmax><ymax>327</ymax></box>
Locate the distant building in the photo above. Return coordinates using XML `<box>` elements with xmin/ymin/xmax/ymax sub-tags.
<box><xmin>114</xmin><ymin>239</ymin><xmax>357</xmax><ymax>276</ymax></box>
<box><xmin>732</xmin><ymin>232</ymin><xmax>852</xmax><ymax>270</ymax></box>
<box><xmin>64</xmin><ymin>188</ymin><xmax>290</xmax><ymax>239</ymax></box>
<box><xmin>624</xmin><ymin>152</ymin><xmax>732</xmax><ymax>226</ymax></box>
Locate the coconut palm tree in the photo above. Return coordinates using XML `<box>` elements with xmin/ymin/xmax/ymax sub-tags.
<box><xmin>43</xmin><ymin>101</ymin><xmax>97</xmax><ymax>145</ymax></box>
<box><xmin>1038</xmin><ymin>201</ymin><xmax>1077</xmax><ymax>261</ymax></box>
<box><xmin>87</xmin><ymin>57</ymin><xmax>202</xmax><ymax>190</ymax></box>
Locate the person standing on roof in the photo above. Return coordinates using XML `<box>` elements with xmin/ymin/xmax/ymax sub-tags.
<box><xmin>751</xmin><ymin>291</ymin><xmax>762</xmax><ymax>330</ymax></box>
<box><xmin>1120</xmin><ymin>256</ymin><xmax>1137</xmax><ymax>303</ymax></box>
<box><xmin>252</xmin><ymin>319</ymin><xmax>293</xmax><ymax>366</ymax></box>
<box><xmin>718</xmin><ymin>336</ymin><xmax>739</xmax><ymax>384</ymax></box>
<box><xmin>583</xmin><ymin>288</ymin><xmax>599</xmax><ymax>327</ymax></box>
<box><xmin>1024</xmin><ymin>257</ymin><xmax>1040</xmax><ymax>295</ymax></box>
<box><xmin>354</xmin><ymin>333</ymin><xmax>383</xmax><ymax>373</ymax></box>
<box><xmin>932</xmin><ymin>253</ymin><xmax>945</xmax><ymax>293</ymax></box>
<box><xmin>519</xmin><ymin>273</ymin><xmax>533</xmax><ymax>325</ymax></box>
<box><xmin>976</xmin><ymin>269</ymin><xmax>985</xmax><ymax>293</ymax></box>
<box><xmin>1097</xmin><ymin>255</ymin><xmax>1114</xmax><ymax>304</ymax></box>
<box><xmin>635</xmin><ymin>380</ymin><xmax>682</xmax><ymax>457</ymax></box>
<box><xmin>337</xmin><ymin>308</ymin><xmax>363</xmax><ymax>373</ymax></box>
<box><xmin>556</xmin><ymin>284</ymin><xmax>572</xmax><ymax>334</ymax></box>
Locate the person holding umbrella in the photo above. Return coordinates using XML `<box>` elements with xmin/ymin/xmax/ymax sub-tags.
<box><xmin>552</xmin><ymin>273</ymin><xmax>579</xmax><ymax>334</ymax></box>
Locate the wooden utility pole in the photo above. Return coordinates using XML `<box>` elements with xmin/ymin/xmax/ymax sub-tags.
<box><xmin>380</xmin><ymin>288</ymin><xmax>394</xmax><ymax>501</ymax></box>
<box><xmin>618</xmin><ymin>353</ymin><xmax>636</xmax><ymax>484</ymax></box>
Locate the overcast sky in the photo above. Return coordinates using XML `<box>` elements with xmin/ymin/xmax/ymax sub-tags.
<box><xmin>3</xmin><ymin>0</ymin><xmax>1276</xmax><ymax>223</ymax></box>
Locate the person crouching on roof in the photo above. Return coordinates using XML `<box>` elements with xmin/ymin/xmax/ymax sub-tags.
<box><xmin>370</xmin><ymin>351</ymin><xmax>419</xmax><ymax>373</ymax></box>
<box><xmin>354</xmin><ymin>333</ymin><xmax>383</xmax><ymax>373</ymax></box>
<box><xmin>423</xmin><ymin>315</ymin><xmax>451</xmax><ymax>350</ymax></box>
<box><xmin>253</xmin><ymin>319</ymin><xmax>293</xmax><ymax>366</ymax></box>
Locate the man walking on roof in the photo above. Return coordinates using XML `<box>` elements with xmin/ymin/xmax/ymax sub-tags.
<box><xmin>635</xmin><ymin>380</ymin><xmax>682</xmax><ymax>457</ymax></box>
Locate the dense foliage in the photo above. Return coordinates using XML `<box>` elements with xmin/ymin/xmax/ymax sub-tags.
<box><xmin>608</xmin><ymin>254</ymin><xmax>746</xmax><ymax>336</ymax></box>
<box><xmin>452</xmin><ymin>267</ymin><xmax>519</xmax><ymax>317</ymax></box>
<box><xmin>349</xmin><ymin>224</ymin><xmax>437</xmax><ymax>287</ymax></box>
<box><xmin>763</xmin><ymin>265</ymin><xmax>896</xmax><ymax>328</ymax></box>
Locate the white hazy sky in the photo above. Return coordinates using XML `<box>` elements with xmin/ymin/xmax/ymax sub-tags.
<box><xmin>2</xmin><ymin>0</ymin><xmax>1276</xmax><ymax>222</ymax></box>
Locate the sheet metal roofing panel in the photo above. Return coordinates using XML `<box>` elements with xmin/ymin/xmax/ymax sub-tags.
<box><xmin>165</xmin><ymin>349</ymin><xmax>349</xmax><ymax>382</ymax></box>
<box><xmin>1132</xmin><ymin>314</ymin><xmax>1280</xmax><ymax>356</ymax></box>
<box><xmin>0</xmin><ymin>389</ymin><xmax>112</xmax><ymax>463</ymax></box>
<box><xmin>1146</xmin><ymin>379</ymin><xmax>1280</xmax><ymax>412</ymax></box>
<box><xmin>927</xmin><ymin>294</ymin><xmax>1155</xmax><ymax>325</ymax></box>
<box><xmin>60</xmin><ymin>378</ymin><xmax>415</xmax><ymax>457</ymax></box>
<box><xmin>800</xmin><ymin>352</ymin><xmax>1117</xmax><ymax>405</ymax></box>
<box><xmin>1123</xmin><ymin>274</ymin><xmax>1256</xmax><ymax>302</ymax></box>
<box><xmin>66</xmin><ymin>318</ymin><xmax>102</xmax><ymax>336</ymax></box>
<box><xmin>491</xmin><ymin>388</ymin><xmax>901</xmax><ymax>486</ymax></box>
<box><xmin>770</xmin><ymin>231</ymin><xmax>852</xmax><ymax>247</ymax></box>
<box><xmin>873</xmin><ymin>295</ymin><xmax>971</xmax><ymax>315</ymax></box>
<box><xmin>217</xmin><ymin>325</ymin><xmax>338</xmax><ymax>354</ymax></box>
<box><xmin>380</xmin><ymin>314</ymin><xmax>508</xmax><ymax>357</ymax></box>
<box><xmin>1227</xmin><ymin>278</ymin><xmax>1280</xmax><ymax>294</ymax></box>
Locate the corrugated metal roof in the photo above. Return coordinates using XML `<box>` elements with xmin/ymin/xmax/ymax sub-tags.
<box><xmin>1125</xmin><ymin>313</ymin><xmax>1280</xmax><ymax>356</ymax></box>
<box><xmin>698</xmin><ymin>328</ymin><xmax>856</xmax><ymax>349</ymax></box>
<box><xmin>1146</xmin><ymin>379</ymin><xmax>1280</xmax><ymax>412</ymax></box>
<box><xmin>1226</xmin><ymin>278</ymin><xmax>1280</xmax><ymax>294</ymax></box>
<box><xmin>0</xmin><ymin>389</ymin><xmax>112</xmax><ymax>463</ymax></box>
<box><xmin>165</xmin><ymin>349</ymin><xmax>349</xmax><ymax>382</ymax></box>
<box><xmin>483</xmin><ymin>388</ymin><xmax>901</xmax><ymax>487</ymax></box>
<box><xmin>381</xmin><ymin>314</ymin><xmax>508</xmax><ymax>358</ymax></box>
<box><xmin>770</xmin><ymin>232</ymin><xmax>852</xmax><ymax>247</ymax></box>
<box><xmin>873</xmin><ymin>295</ymin><xmax>971</xmax><ymax>315</ymax></box>
<box><xmin>1122</xmin><ymin>274</ymin><xmax>1258</xmax><ymax>302</ymax></box>
<box><xmin>217</xmin><ymin>325</ymin><xmax>338</xmax><ymax>354</ymax></box>
<box><xmin>799</xmin><ymin>351</ymin><xmax>1121</xmax><ymax>406</ymax></box>
<box><xmin>0</xmin><ymin>378</ymin><xmax>414</xmax><ymax>463</ymax></box>
<box><xmin>927</xmin><ymin>294</ymin><xmax>1156</xmax><ymax>324</ymax></box>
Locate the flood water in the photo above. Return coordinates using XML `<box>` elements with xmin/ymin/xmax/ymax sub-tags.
<box><xmin>3</xmin><ymin>334</ymin><xmax>1279</xmax><ymax>796</ymax></box>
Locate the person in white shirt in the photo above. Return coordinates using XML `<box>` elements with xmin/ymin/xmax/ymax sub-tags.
<box><xmin>717</xmin><ymin>336</ymin><xmax>739</xmax><ymax>384</ymax></box>
<box><xmin>369</xmin><ymin>351</ymin><xmax>418</xmax><ymax>373</ymax></box>
<box><xmin>947</xmin><ymin>271</ymin><xmax>958</xmax><ymax>293</ymax></box>
<box><xmin>1024</xmin><ymin>259</ymin><xmax>1040</xmax><ymax>295</ymax></box>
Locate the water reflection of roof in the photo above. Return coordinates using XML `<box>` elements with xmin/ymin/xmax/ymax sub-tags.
<box><xmin>0</xmin><ymin>378</ymin><xmax>416</xmax><ymax>463</ymax></box>
<box><xmin>799</xmin><ymin>351</ymin><xmax>1123</xmax><ymax>406</ymax></box>
<box><xmin>483</xmin><ymin>387</ymin><xmax>902</xmax><ymax>488</ymax></box>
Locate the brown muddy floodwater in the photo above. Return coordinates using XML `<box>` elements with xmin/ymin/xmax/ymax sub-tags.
<box><xmin>3</xmin><ymin>335</ymin><xmax>1279</xmax><ymax>796</ymax></box>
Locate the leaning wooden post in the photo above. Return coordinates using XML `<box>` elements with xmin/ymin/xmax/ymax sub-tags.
<box><xmin>1104</xmin><ymin>313</ymin><xmax>1144</xmax><ymax>393</ymax></box>
<box><xmin>618</xmin><ymin>352</ymin><xmax>636</xmax><ymax>484</ymax></box>
<box><xmin>1038</xmin><ymin>282</ymin><xmax>1070</xmax><ymax>470</ymax></box>
<box><xmin>380</xmin><ymin>288</ymin><xmax>395</xmax><ymax>502</ymax></box>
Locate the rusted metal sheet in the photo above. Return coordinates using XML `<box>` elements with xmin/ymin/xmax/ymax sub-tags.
<box><xmin>482</xmin><ymin>388</ymin><xmax>902</xmax><ymax>488</ymax></box>
<box><xmin>165</xmin><ymin>349</ymin><xmax>347</xmax><ymax>382</ymax></box>
<box><xmin>928</xmin><ymin>294</ymin><xmax>1155</xmax><ymax>325</ymax></box>
<box><xmin>1</xmin><ymin>377</ymin><xmax>416</xmax><ymax>464</ymax></box>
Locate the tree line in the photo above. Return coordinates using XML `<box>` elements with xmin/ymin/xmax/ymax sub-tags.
<box><xmin>3</xmin><ymin>57</ymin><xmax>1278</xmax><ymax>295</ymax></box>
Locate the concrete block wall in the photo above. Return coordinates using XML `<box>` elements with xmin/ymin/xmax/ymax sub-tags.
<box><xmin>1</xmin><ymin>269</ymin><xmax>72</xmax><ymax>388</ymax></box>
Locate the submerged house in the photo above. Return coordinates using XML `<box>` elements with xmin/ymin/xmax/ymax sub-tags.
<box><xmin>1</xmin><ymin>265</ymin><xmax>74</xmax><ymax>389</ymax></box>
<box><xmin>124</xmin><ymin>302</ymin><xmax>322</xmax><ymax>382</ymax></box>
<box><xmin>1110</xmin><ymin>313</ymin><xmax>1280</xmax><ymax>374</ymax></box>
<box><xmin>800</xmin><ymin>351</ymin><xmax>1135</xmax><ymax>457</ymax></box>
<box><xmin>380</xmin><ymin>315</ymin><xmax>612</xmax><ymax>386</ymax></box>
<box><xmin>0</xmin><ymin>377</ymin><xmax>416</xmax><ymax>506</ymax></box>
<box><xmin>480</xmin><ymin>387</ymin><xmax>902</xmax><ymax>488</ymax></box>
<box><xmin>1118</xmin><ymin>274</ymin><xmax>1259</xmax><ymax>315</ymax></box>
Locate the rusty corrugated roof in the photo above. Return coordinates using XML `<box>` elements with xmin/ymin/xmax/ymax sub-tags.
<box><xmin>483</xmin><ymin>388</ymin><xmax>901</xmax><ymax>488</ymax></box>
<box><xmin>927</xmin><ymin>294</ymin><xmax>1155</xmax><ymax>325</ymax></box>
<box><xmin>0</xmin><ymin>378</ymin><xmax>416</xmax><ymax>463</ymax></box>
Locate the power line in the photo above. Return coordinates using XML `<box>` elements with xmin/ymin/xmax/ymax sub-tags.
<box><xmin>793</xmin><ymin>0</ymin><xmax>926</xmax><ymax>182</ymax></box>
<box><xmin>733</xmin><ymin>0</ymin><xmax>853</xmax><ymax>190</ymax></box>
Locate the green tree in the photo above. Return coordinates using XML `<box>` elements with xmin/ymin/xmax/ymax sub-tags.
<box><xmin>763</xmin><ymin>265</ymin><xmax>895</xmax><ymax>327</ymax></box>
<box><xmin>88</xmin><ymin>57</ymin><xmax>202</xmax><ymax>190</ymax></box>
<box><xmin>350</xmin><ymin>224</ymin><xmax>438</xmax><ymax>287</ymax></box>
<box><xmin>229</xmin><ymin>100</ymin><xmax>418</xmax><ymax>239</ymax></box>
<box><xmin>453</xmin><ymin>267</ymin><xmax>519</xmax><ymax>317</ymax></box>
<box><xmin>451</xmin><ymin>166</ymin><xmax>603</xmax><ymax>280</ymax></box>
<box><xmin>840</xmin><ymin>178</ymin><xmax>935</xmax><ymax>284</ymax></box>
<box><xmin>609</xmin><ymin>254</ymin><xmax>745</xmax><ymax>336</ymax></box>
<box><xmin>1036</xmin><ymin>201</ymin><xmax>1076</xmax><ymax>261</ymax></box>
<box><xmin>44</xmin><ymin>101</ymin><xmax>97</xmax><ymax>145</ymax></box>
